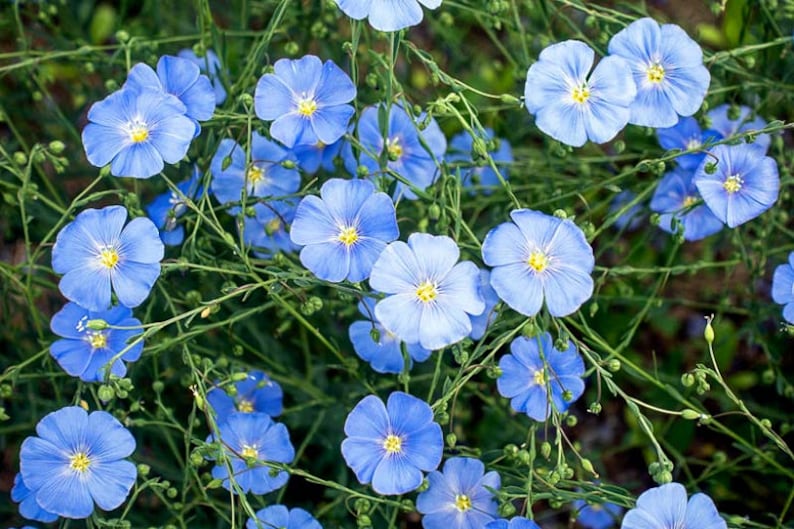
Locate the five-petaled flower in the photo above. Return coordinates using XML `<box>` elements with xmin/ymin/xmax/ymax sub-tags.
<box><xmin>650</xmin><ymin>168</ymin><xmax>724</xmax><ymax>241</ymax></box>
<box><xmin>707</xmin><ymin>103</ymin><xmax>770</xmax><ymax>153</ymax></box>
<box><xmin>341</xmin><ymin>391</ymin><xmax>443</xmax><ymax>495</ymax></box>
<box><xmin>524</xmin><ymin>40</ymin><xmax>636</xmax><ymax>147</ymax></box>
<box><xmin>771</xmin><ymin>251</ymin><xmax>794</xmax><ymax>324</ymax></box>
<box><xmin>247</xmin><ymin>505</ymin><xmax>323</xmax><ymax>529</ymax></box>
<box><xmin>207</xmin><ymin>370</ymin><xmax>283</xmax><ymax>418</ymax></box>
<box><xmin>482</xmin><ymin>209</ymin><xmax>594</xmax><ymax>318</ymax></box>
<box><xmin>240</xmin><ymin>201</ymin><xmax>300</xmax><ymax>258</ymax></box>
<box><xmin>336</xmin><ymin>0</ymin><xmax>443</xmax><ymax>32</ymax></box>
<box><xmin>146</xmin><ymin>165</ymin><xmax>203</xmax><ymax>246</ymax></box>
<box><xmin>446</xmin><ymin>128</ymin><xmax>513</xmax><ymax>194</ymax></box>
<box><xmin>620</xmin><ymin>482</ymin><xmax>726</xmax><ymax>529</ymax></box>
<box><xmin>178</xmin><ymin>48</ymin><xmax>227</xmax><ymax>104</ymax></box>
<box><xmin>51</xmin><ymin>205</ymin><xmax>164</xmax><ymax>312</ymax></box>
<box><xmin>19</xmin><ymin>406</ymin><xmax>137</xmax><ymax>519</ymax></box>
<box><xmin>369</xmin><ymin>233</ymin><xmax>485</xmax><ymax>350</ymax></box>
<box><xmin>656</xmin><ymin>117</ymin><xmax>719</xmax><ymax>170</ymax></box>
<box><xmin>255</xmin><ymin>55</ymin><xmax>356</xmax><ymax>148</ymax></box>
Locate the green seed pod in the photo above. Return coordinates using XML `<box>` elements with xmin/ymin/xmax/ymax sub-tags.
<box><xmin>98</xmin><ymin>385</ymin><xmax>115</xmax><ymax>402</ymax></box>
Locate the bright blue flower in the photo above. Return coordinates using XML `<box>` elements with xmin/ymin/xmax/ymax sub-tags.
<box><xmin>482</xmin><ymin>209</ymin><xmax>594</xmax><ymax>318</ymax></box>
<box><xmin>341</xmin><ymin>391</ymin><xmax>443</xmax><ymax>495</ymax></box>
<box><xmin>146</xmin><ymin>166</ymin><xmax>203</xmax><ymax>246</ymax></box>
<box><xmin>355</xmin><ymin>104</ymin><xmax>446</xmax><ymax>201</ymax></box>
<box><xmin>486</xmin><ymin>517</ymin><xmax>542</xmax><ymax>529</ymax></box>
<box><xmin>610</xmin><ymin>190</ymin><xmax>645</xmax><ymax>231</ymax></box>
<box><xmin>11</xmin><ymin>473</ymin><xmax>58</xmax><ymax>523</ymax></box>
<box><xmin>497</xmin><ymin>333</ymin><xmax>585</xmax><ymax>421</ymax></box>
<box><xmin>656</xmin><ymin>117</ymin><xmax>720</xmax><ymax>170</ymax></box>
<box><xmin>290</xmin><ymin>178</ymin><xmax>399</xmax><ymax>282</ymax></box>
<box><xmin>49</xmin><ymin>302</ymin><xmax>143</xmax><ymax>382</ymax></box>
<box><xmin>693</xmin><ymin>144</ymin><xmax>779</xmax><ymax>228</ymax></box>
<box><xmin>178</xmin><ymin>48</ymin><xmax>227</xmax><ymax>104</ymax></box>
<box><xmin>51</xmin><ymin>205</ymin><xmax>164</xmax><ymax>312</ymax></box>
<box><xmin>607</xmin><ymin>17</ymin><xmax>711</xmax><ymax>128</ymax></box>
<box><xmin>621</xmin><ymin>483</ymin><xmax>725</xmax><ymax>529</ymax></box>
<box><xmin>82</xmin><ymin>86</ymin><xmax>195</xmax><ymax>178</ymax></box>
<box><xmin>524</xmin><ymin>40</ymin><xmax>636</xmax><ymax>147</ymax></box>
<box><xmin>707</xmin><ymin>104</ymin><xmax>770</xmax><ymax>153</ymax></box>
<box><xmin>650</xmin><ymin>168</ymin><xmax>723</xmax><ymax>241</ymax></box>
<box><xmin>369</xmin><ymin>233</ymin><xmax>485</xmax><ymax>350</ymax></box>
<box><xmin>416</xmin><ymin>457</ymin><xmax>501</xmax><ymax>529</ymax></box>
<box><xmin>336</xmin><ymin>0</ymin><xmax>443</xmax><ymax>32</ymax></box>
<box><xmin>446</xmin><ymin>128</ymin><xmax>512</xmax><ymax>194</ymax></box>
<box><xmin>207</xmin><ymin>370</ymin><xmax>283</xmax><ymax>417</ymax></box>
<box><xmin>19</xmin><ymin>406</ymin><xmax>136</xmax><ymax>519</ymax></box>
<box><xmin>772</xmin><ymin>252</ymin><xmax>794</xmax><ymax>324</ymax></box>
<box><xmin>574</xmin><ymin>499</ymin><xmax>624</xmax><ymax>529</ymax></box>
<box><xmin>241</xmin><ymin>201</ymin><xmax>300</xmax><ymax>258</ymax></box>
<box><xmin>293</xmin><ymin>137</ymin><xmax>344</xmax><ymax>174</ymax></box>
<box><xmin>469</xmin><ymin>269</ymin><xmax>499</xmax><ymax>341</ymax></box>
<box><xmin>205</xmin><ymin>412</ymin><xmax>294</xmax><ymax>495</ymax></box>
<box><xmin>247</xmin><ymin>505</ymin><xmax>322</xmax><ymax>529</ymax></box>
<box><xmin>349</xmin><ymin>297</ymin><xmax>432</xmax><ymax>374</ymax></box>
<box><xmin>210</xmin><ymin>132</ymin><xmax>301</xmax><ymax>206</ymax></box>
<box><xmin>255</xmin><ymin>55</ymin><xmax>356</xmax><ymax>148</ymax></box>
<box><xmin>125</xmin><ymin>55</ymin><xmax>216</xmax><ymax>136</ymax></box>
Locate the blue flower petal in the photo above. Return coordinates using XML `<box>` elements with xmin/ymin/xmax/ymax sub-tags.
<box><xmin>87</xmin><ymin>460</ymin><xmax>137</xmax><ymax>511</ymax></box>
<box><xmin>375</xmin><ymin>294</ymin><xmax>423</xmax><ymax>345</ymax></box>
<box><xmin>372</xmin><ymin>455</ymin><xmax>423</xmax><ymax>495</ymax></box>
<box><xmin>111</xmin><ymin>260</ymin><xmax>161</xmax><ymax>308</ymax></box>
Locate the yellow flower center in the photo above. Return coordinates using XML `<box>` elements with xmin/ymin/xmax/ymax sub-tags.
<box><xmin>247</xmin><ymin>165</ymin><xmax>265</xmax><ymax>184</ymax></box>
<box><xmin>454</xmin><ymin>494</ymin><xmax>472</xmax><ymax>512</ymax></box>
<box><xmin>387</xmin><ymin>137</ymin><xmax>403</xmax><ymax>160</ymax></box>
<box><xmin>682</xmin><ymin>195</ymin><xmax>698</xmax><ymax>208</ymax></box>
<box><xmin>99</xmin><ymin>247</ymin><xmax>119</xmax><ymax>269</ymax></box>
<box><xmin>241</xmin><ymin>444</ymin><xmax>258</xmax><ymax>459</ymax></box>
<box><xmin>527</xmin><ymin>250</ymin><xmax>548</xmax><ymax>273</ymax></box>
<box><xmin>646</xmin><ymin>63</ymin><xmax>665</xmax><ymax>84</ymax></box>
<box><xmin>723</xmin><ymin>174</ymin><xmax>743</xmax><ymax>194</ymax></box>
<box><xmin>533</xmin><ymin>368</ymin><xmax>546</xmax><ymax>386</ymax></box>
<box><xmin>382</xmin><ymin>434</ymin><xmax>402</xmax><ymax>454</ymax></box>
<box><xmin>571</xmin><ymin>85</ymin><xmax>590</xmax><ymax>104</ymax></box>
<box><xmin>237</xmin><ymin>399</ymin><xmax>254</xmax><ymax>413</ymax></box>
<box><xmin>129</xmin><ymin>123</ymin><xmax>149</xmax><ymax>143</ymax></box>
<box><xmin>338</xmin><ymin>226</ymin><xmax>359</xmax><ymax>246</ymax></box>
<box><xmin>297</xmin><ymin>98</ymin><xmax>318</xmax><ymax>117</ymax></box>
<box><xmin>88</xmin><ymin>332</ymin><xmax>108</xmax><ymax>349</ymax></box>
<box><xmin>70</xmin><ymin>452</ymin><xmax>91</xmax><ymax>473</ymax></box>
<box><xmin>415</xmin><ymin>281</ymin><xmax>438</xmax><ymax>303</ymax></box>
<box><xmin>685</xmin><ymin>138</ymin><xmax>701</xmax><ymax>151</ymax></box>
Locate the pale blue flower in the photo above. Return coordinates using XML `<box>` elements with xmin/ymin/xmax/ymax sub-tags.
<box><xmin>486</xmin><ymin>517</ymin><xmax>542</xmax><ymax>529</ymax></box>
<box><xmin>574</xmin><ymin>499</ymin><xmax>624</xmax><ymax>529</ymax></box>
<box><xmin>656</xmin><ymin>117</ymin><xmax>720</xmax><ymax>170</ymax></box>
<box><xmin>146</xmin><ymin>166</ymin><xmax>203</xmax><ymax>246</ymax></box>
<box><xmin>772</xmin><ymin>252</ymin><xmax>794</xmax><ymax>324</ymax></box>
<box><xmin>650</xmin><ymin>168</ymin><xmax>723</xmax><ymax>241</ymax></box>
<box><xmin>11</xmin><ymin>473</ymin><xmax>58</xmax><ymax>523</ymax></box>
<box><xmin>621</xmin><ymin>483</ymin><xmax>725</xmax><ymax>529</ymax></box>
<box><xmin>178</xmin><ymin>48</ymin><xmax>227</xmax><ymax>104</ymax></box>
<box><xmin>240</xmin><ymin>201</ymin><xmax>300</xmax><ymax>258</ymax></box>
<box><xmin>446</xmin><ymin>128</ymin><xmax>512</xmax><ymax>194</ymax></box>
<box><xmin>524</xmin><ymin>40</ymin><xmax>636</xmax><ymax>147</ymax></box>
<box><xmin>207</xmin><ymin>370</ymin><xmax>283</xmax><ymax>417</ymax></box>
<box><xmin>337</xmin><ymin>0</ymin><xmax>443</xmax><ymax>32</ymax></box>
<box><xmin>247</xmin><ymin>505</ymin><xmax>322</xmax><ymax>529</ymax></box>
<box><xmin>707</xmin><ymin>104</ymin><xmax>770</xmax><ymax>153</ymax></box>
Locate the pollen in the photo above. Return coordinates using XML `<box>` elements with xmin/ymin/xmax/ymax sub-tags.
<box><xmin>415</xmin><ymin>281</ymin><xmax>438</xmax><ymax>303</ymax></box>
<box><xmin>533</xmin><ymin>368</ymin><xmax>546</xmax><ymax>386</ymax></box>
<box><xmin>527</xmin><ymin>250</ymin><xmax>549</xmax><ymax>273</ymax></box>
<box><xmin>685</xmin><ymin>138</ymin><xmax>701</xmax><ymax>151</ymax></box>
<box><xmin>387</xmin><ymin>137</ymin><xmax>403</xmax><ymax>160</ymax></box>
<box><xmin>454</xmin><ymin>494</ymin><xmax>472</xmax><ymax>512</ymax></box>
<box><xmin>247</xmin><ymin>165</ymin><xmax>265</xmax><ymax>184</ymax></box>
<box><xmin>99</xmin><ymin>247</ymin><xmax>120</xmax><ymax>269</ymax></box>
<box><xmin>297</xmin><ymin>97</ymin><xmax>318</xmax><ymax>117</ymax></box>
<box><xmin>571</xmin><ymin>85</ymin><xmax>590</xmax><ymax>104</ymax></box>
<box><xmin>70</xmin><ymin>452</ymin><xmax>91</xmax><ymax>473</ymax></box>
<box><xmin>128</xmin><ymin>121</ymin><xmax>149</xmax><ymax>143</ymax></box>
<box><xmin>241</xmin><ymin>444</ymin><xmax>259</xmax><ymax>459</ymax></box>
<box><xmin>682</xmin><ymin>195</ymin><xmax>698</xmax><ymax>208</ymax></box>
<box><xmin>337</xmin><ymin>226</ymin><xmax>359</xmax><ymax>246</ymax></box>
<box><xmin>265</xmin><ymin>218</ymin><xmax>282</xmax><ymax>235</ymax></box>
<box><xmin>87</xmin><ymin>332</ymin><xmax>108</xmax><ymax>350</ymax></box>
<box><xmin>646</xmin><ymin>63</ymin><xmax>665</xmax><ymax>84</ymax></box>
<box><xmin>723</xmin><ymin>174</ymin><xmax>743</xmax><ymax>194</ymax></box>
<box><xmin>237</xmin><ymin>399</ymin><xmax>254</xmax><ymax>413</ymax></box>
<box><xmin>382</xmin><ymin>434</ymin><xmax>402</xmax><ymax>455</ymax></box>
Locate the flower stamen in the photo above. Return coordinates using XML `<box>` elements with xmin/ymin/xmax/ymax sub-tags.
<box><xmin>454</xmin><ymin>494</ymin><xmax>472</xmax><ymax>512</ymax></box>
<box><xmin>571</xmin><ymin>85</ymin><xmax>590</xmax><ymax>104</ymax></box>
<box><xmin>128</xmin><ymin>122</ymin><xmax>149</xmax><ymax>143</ymax></box>
<box><xmin>70</xmin><ymin>452</ymin><xmax>91</xmax><ymax>473</ymax></box>
<box><xmin>382</xmin><ymin>434</ymin><xmax>402</xmax><ymax>455</ymax></box>
<box><xmin>247</xmin><ymin>165</ymin><xmax>265</xmax><ymax>184</ymax></box>
<box><xmin>87</xmin><ymin>332</ymin><xmax>108</xmax><ymax>350</ymax></box>
<box><xmin>99</xmin><ymin>247</ymin><xmax>120</xmax><ymax>269</ymax></box>
<box><xmin>415</xmin><ymin>281</ymin><xmax>438</xmax><ymax>303</ymax></box>
<box><xmin>646</xmin><ymin>63</ymin><xmax>665</xmax><ymax>84</ymax></box>
<box><xmin>241</xmin><ymin>444</ymin><xmax>258</xmax><ymax>459</ymax></box>
<box><xmin>338</xmin><ymin>226</ymin><xmax>359</xmax><ymax>246</ymax></box>
<box><xmin>237</xmin><ymin>399</ymin><xmax>254</xmax><ymax>413</ymax></box>
<box><xmin>386</xmin><ymin>137</ymin><xmax>403</xmax><ymax>160</ymax></box>
<box><xmin>527</xmin><ymin>250</ymin><xmax>549</xmax><ymax>273</ymax></box>
<box><xmin>723</xmin><ymin>174</ymin><xmax>743</xmax><ymax>194</ymax></box>
<box><xmin>297</xmin><ymin>97</ymin><xmax>318</xmax><ymax>118</ymax></box>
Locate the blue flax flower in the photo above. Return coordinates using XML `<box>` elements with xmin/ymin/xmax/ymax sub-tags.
<box><xmin>469</xmin><ymin>269</ymin><xmax>500</xmax><ymax>341</ymax></box>
<box><xmin>656</xmin><ymin>117</ymin><xmax>719</xmax><ymax>170</ymax></box>
<box><xmin>650</xmin><ymin>168</ymin><xmax>723</xmax><ymax>241</ymax></box>
<box><xmin>369</xmin><ymin>233</ymin><xmax>485</xmax><ymax>350</ymax></box>
<box><xmin>610</xmin><ymin>191</ymin><xmax>645</xmax><ymax>231</ymax></box>
<box><xmin>354</xmin><ymin>104</ymin><xmax>446</xmax><ymax>200</ymax></box>
<box><xmin>772</xmin><ymin>252</ymin><xmax>794</xmax><ymax>324</ymax></box>
<box><xmin>206</xmin><ymin>413</ymin><xmax>294</xmax><ymax>494</ymax></box>
<box><xmin>290</xmin><ymin>178</ymin><xmax>399</xmax><ymax>282</ymax></box>
<box><xmin>607</xmin><ymin>17</ymin><xmax>710</xmax><ymax>128</ymax></box>
<box><xmin>341</xmin><ymin>391</ymin><xmax>442</xmax><ymax>495</ymax></box>
<box><xmin>337</xmin><ymin>0</ymin><xmax>443</xmax><ymax>32</ymax></box>
<box><xmin>574</xmin><ymin>499</ymin><xmax>624</xmax><ymax>529</ymax></box>
<box><xmin>708</xmin><ymin>104</ymin><xmax>770</xmax><ymax>153</ymax></box>
<box><xmin>255</xmin><ymin>55</ymin><xmax>356</xmax><ymax>148</ymax></box>
<box><xmin>247</xmin><ymin>505</ymin><xmax>322</xmax><ymax>529</ymax></box>
<box><xmin>52</xmin><ymin>205</ymin><xmax>164</xmax><ymax>311</ymax></box>
<box><xmin>524</xmin><ymin>40</ymin><xmax>636</xmax><ymax>147</ymax></box>
<box><xmin>19</xmin><ymin>406</ymin><xmax>136</xmax><ymax>519</ymax></box>
<box><xmin>82</xmin><ymin>86</ymin><xmax>195</xmax><ymax>178</ymax></box>
<box><xmin>416</xmin><ymin>457</ymin><xmax>501</xmax><ymax>529</ymax></box>
<box><xmin>125</xmin><ymin>55</ymin><xmax>216</xmax><ymax>136</ymax></box>
<box><xmin>349</xmin><ymin>297</ymin><xmax>432</xmax><ymax>374</ymax></box>
<box><xmin>146</xmin><ymin>166</ymin><xmax>203</xmax><ymax>246</ymax></box>
<box><xmin>210</xmin><ymin>132</ymin><xmax>301</xmax><ymax>206</ymax></box>
<box><xmin>178</xmin><ymin>48</ymin><xmax>227</xmax><ymax>104</ymax></box>
<box><xmin>487</xmin><ymin>517</ymin><xmax>542</xmax><ymax>529</ymax></box>
<box><xmin>207</xmin><ymin>370</ymin><xmax>283</xmax><ymax>417</ymax></box>
<box><xmin>497</xmin><ymin>333</ymin><xmax>585</xmax><ymax>421</ymax></box>
<box><xmin>446</xmin><ymin>128</ymin><xmax>513</xmax><ymax>194</ymax></box>
<box><xmin>482</xmin><ymin>209</ymin><xmax>594</xmax><ymax>318</ymax></box>
<box><xmin>621</xmin><ymin>483</ymin><xmax>725</xmax><ymax>529</ymax></box>
<box><xmin>693</xmin><ymin>144</ymin><xmax>779</xmax><ymax>228</ymax></box>
<box><xmin>241</xmin><ymin>201</ymin><xmax>300</xmax><ymax>258</ymax></box>
<box><xmin>293</xmin><ymin>138</ymin><xmax>344</xmax><ymax>174</ymax></box>
<box><xmin>11</xmin><ymin>473</ymin><xmax>58</xmax><ymax>523</ymax></box>
<box><xmin>50</xmin><ymin>302</ymin><xmax>143</xmax><ymax>382</ymax></box>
